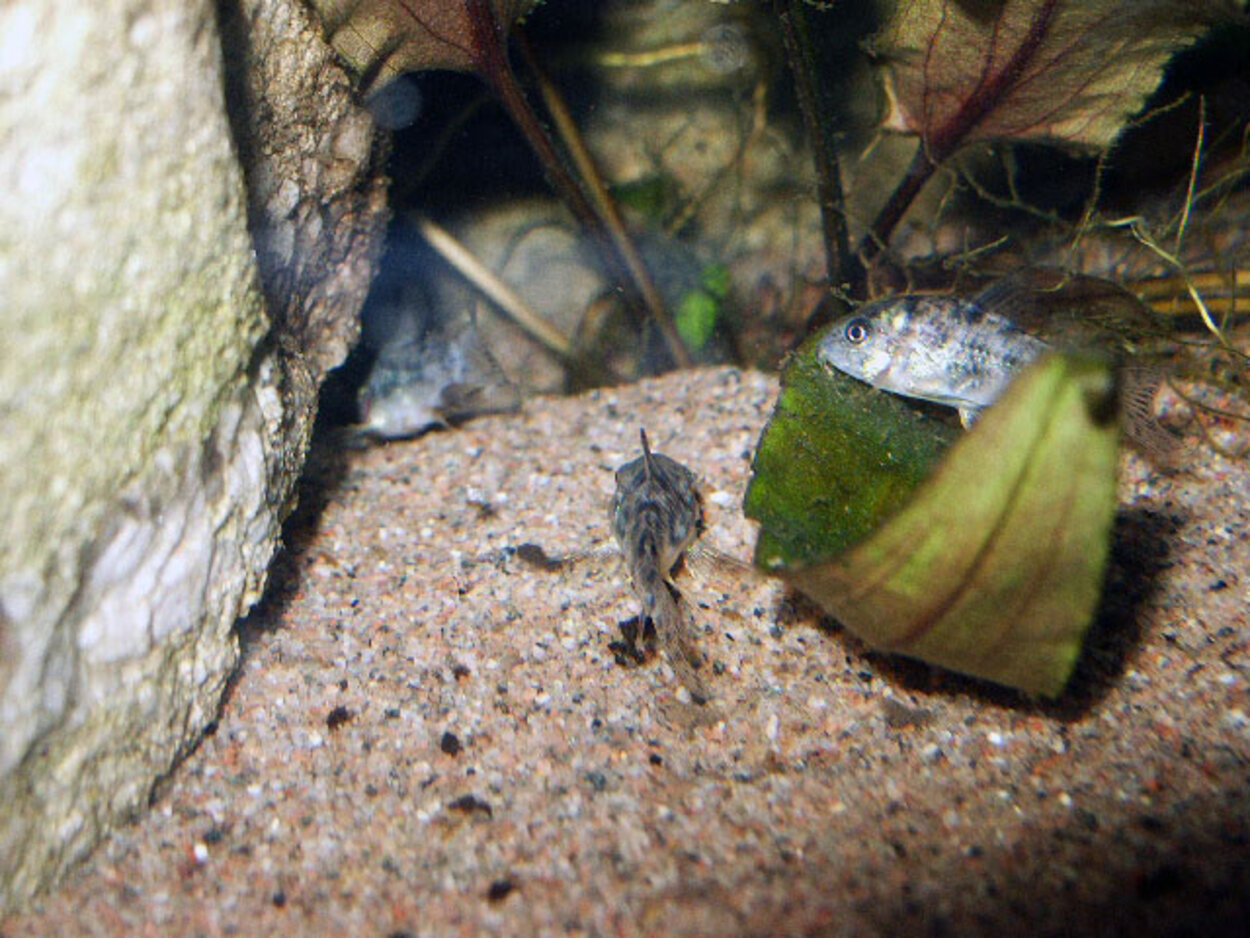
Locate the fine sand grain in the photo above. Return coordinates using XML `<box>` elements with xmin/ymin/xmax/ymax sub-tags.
<box><xmin>4</xmin><ymin>368</ymin><xmax>1247</xmax><ymax>936</ymax></box>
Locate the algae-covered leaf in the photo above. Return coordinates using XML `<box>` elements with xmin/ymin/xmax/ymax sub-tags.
<box><xmin>872</xmin><ymin>0</ymin><xmax>1231</xmax><ymax>153</ymax></box>
<box><xmin>745</xmin><ymin>336</ymin><xmax>959</xmax><ymax>569</ymax></box>
<box><xmin>746</xmin><ymin>349</ymin><xmax>1120</xmax><ymax>697</ymax></box>
<box><xmin>308</xmin><ymin>0</ymin><xmax>539</xmax><ymax>94</ymax></box>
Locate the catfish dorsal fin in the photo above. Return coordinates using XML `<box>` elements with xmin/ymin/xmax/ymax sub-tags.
<box><xmin>639</xmin><ymin>427</ymin><xmax>654</xmax><ymax>484</ymax></box>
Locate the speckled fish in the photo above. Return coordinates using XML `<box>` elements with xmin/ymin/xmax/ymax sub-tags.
<box><xmin>817</xmin><ymin>292</ymin><xmax>1048</xmax><ymax>429</ymax></box>
<box><xmin>355</xmin><ymin>324</ymin><xmax>520</xmax><ymax>441</ymax></box>
<box><xmin>818</xmin><ymin>277</ymin><xmax>1182</xmax><ymax>459</ymax></box>
<box><xmin>610</xmin><ymin>429</ymin><xmax>711</xmax><ymax>704</ymax></box>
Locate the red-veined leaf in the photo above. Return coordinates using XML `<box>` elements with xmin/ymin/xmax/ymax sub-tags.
<box><xmin>309</xmin><ymin>0</ymin><xmax>539</xmax><ymax>93</ymax></box>
<box><xmin>873</xmin><ymin>0</ymin><xmax>1235</xmax><ymax>154</ymax></box>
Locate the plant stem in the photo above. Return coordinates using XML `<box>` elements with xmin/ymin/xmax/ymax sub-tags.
<box><xmin>516</xmin><ymin>33</ymin><xmax>691</xmax><ymax>368</ymax></box>
<box><xmin>859</xmin><ymin>143</ymin><xmax>938</xmax><ymax>264</ymax></box>
<box><xmin>774</xmin><ymin>0</ymin><xmax>860</xmax><ymax>303</ymax></box>
<box><xmin>464</xmin><ymin>2</ymin><xmax>598</xmax><ymax>237</ymax></box>
<box><xmin>464</xmin><ymin>0</ymin><xmax>690</xmax><ymax>368</ymax></box>
<box><xmin>413</xmin><ymin>213</ymin><xmax>574</xmax><ymax>360</ymax></box>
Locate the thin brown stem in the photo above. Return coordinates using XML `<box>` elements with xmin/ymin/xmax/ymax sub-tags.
<box><xmin>517</xmin><ymin>34</ymin><xmax>691</xmax><ymax>367</ymax></box>
<box><xmin>413</xmin><ymin>213</ymin><xmax>573</xmax><ymax>360</ymax></box>
<box><xmin>464</xmin><ymin>0</ymin><xmax>600</xmax><ymax>238</ymax></box>
<box><xmin>774</xmin><ymin>0</ymin><xmax>860</xmax><ymax>302</ymax></box>
<box><xmin>464</xmin><ymin>0</ymin><xmax>690</xmax><ymax>369</ymax></box>
<box><xmin>859</xmin><ymin>143</ymin><xmax>938</xmax><ymax>264</ymax></box>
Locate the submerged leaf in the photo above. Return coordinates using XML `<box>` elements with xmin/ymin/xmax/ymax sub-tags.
<box><xmin>872</xmin><ymin>0</ymin><xmax>1232</xmax><ymax>153</ymax></box>
<box><xmin>675</xmin><ymin>290</ymin><xmax>719</xmax><ymax>352</ymax></box>
<box><xmin>746</xmin><ymin>345</ymin><xmax>1120</xmax><ymax>697</ymax></box>
<box><xmin>308</xmin><ymin>0</ymin><xmax>539</xmax><ymax>94</ymax></box>
<box><xmin>674</xmin><ymin>265</ymin><xmax>731</xmax><ymax>352</ymax></box>
<box><xmin>745</xmin><ymin>336</ymin><xmax>959</xmax><ymax>568</ymax></box>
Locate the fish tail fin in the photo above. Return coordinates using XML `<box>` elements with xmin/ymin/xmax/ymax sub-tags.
<box><xmin>647</xmin><ymin>584</ymin><xmax>712</xmax><ymax>705</ymax></box>
<box><xmin>1119</xmin><ymin>365</ymin><xmax>1186</xmax><ymax>468</ymax></box>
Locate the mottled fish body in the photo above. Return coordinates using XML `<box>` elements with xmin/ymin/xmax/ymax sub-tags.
<box><xmin>610</xmin><ymin>430</ymin><xmax>710</xmax><ymax>703</ymax></box>
<box><xmin>817</xmin><ymin>294</ymin><xmax>1048</xmax><ymax>427</ymax></box>
<box><xmin>356</xmin><ymin>325</ymin><xmax>520</xmax><ymax>441</ymax></box>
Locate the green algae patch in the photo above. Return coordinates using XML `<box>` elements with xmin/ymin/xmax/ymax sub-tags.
<box><xmin>745</xmin><ymin>335</ymin><xmax>958</xmax><ymax>568</ymax></box>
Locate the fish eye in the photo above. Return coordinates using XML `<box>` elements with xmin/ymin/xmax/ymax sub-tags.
<box><xmin>843</xmin><ymin>317</ymin><xmax>871</xmax><ymax>345</ymax></box>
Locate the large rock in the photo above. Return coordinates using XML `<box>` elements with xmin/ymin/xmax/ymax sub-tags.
<box><xmin>0</xmin><ymin>0</ymin><xmax>387</xmax><ymax>909</ymax></box>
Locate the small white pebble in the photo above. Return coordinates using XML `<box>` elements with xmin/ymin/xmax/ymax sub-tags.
<box><xmin>765</xmin><ymin>713</ymin><xmax>780</xmax><ymax>742</ymax></box>
<box><xmin>707</xmin><ymin>490</ymin><xmax>735</xmax><ymax>508</ymax></box>
<box><xmin>1223</xmin><ymin>708</ymin><xmax>1248</xmax><ymax>732</ymax></box>
<box><xmin>986</xmin><ymin>731</ymin><xmax>1006</xmax><ymax>748</ymax></box>
<box><xmin>1058</xmin><ymin>792</ymin><xmax>1073</xmax><ymax>807</ymax></box>
<box><xmin>420</xmin><ymin>527</ymin><xmax>434</xmax><ymax>539</ymax></box>
<box><xmin>193</xmin><ymin>842</ymin><xmax>208</xmax><ymax>864</ymax></box>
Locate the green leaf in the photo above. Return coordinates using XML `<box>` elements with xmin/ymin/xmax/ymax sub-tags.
<box><xmin>611</xmin><ymin>174</ymin><xmax>682</xmax><ymax>224</ymax></box>
<box><xmin>746</xmin><ymin>345</ymin><xmax>1120</xmax><ymax>697</ymax></box>
<box><xmin>872</xmin><ymin>0</ymin><xmax>1233</xmax><ymax>153</ymax></box>
<box><xmin>672</xmin><ymin>264</ymin><xmax>732</xmax><ymax>352</ymax></box>
<box><xmin>699</xmin><ymin>263</ymin><xmax>731</xmax><ymax>299</ymax></box>
<box><xmin>675</xmin><ymin>290</ymin><xmax>719</xmax><ymax>352</ymax></box>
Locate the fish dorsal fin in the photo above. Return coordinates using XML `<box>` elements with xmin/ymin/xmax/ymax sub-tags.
<box><xmin>639</xmin><ymin>428</ymin><xmax>654</xmax><ymax>485</ymax></box>
<box><xmin>971</xmin><ymin>272</ymin><xmax>1050</xmax><ymax>322</ymax></box>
